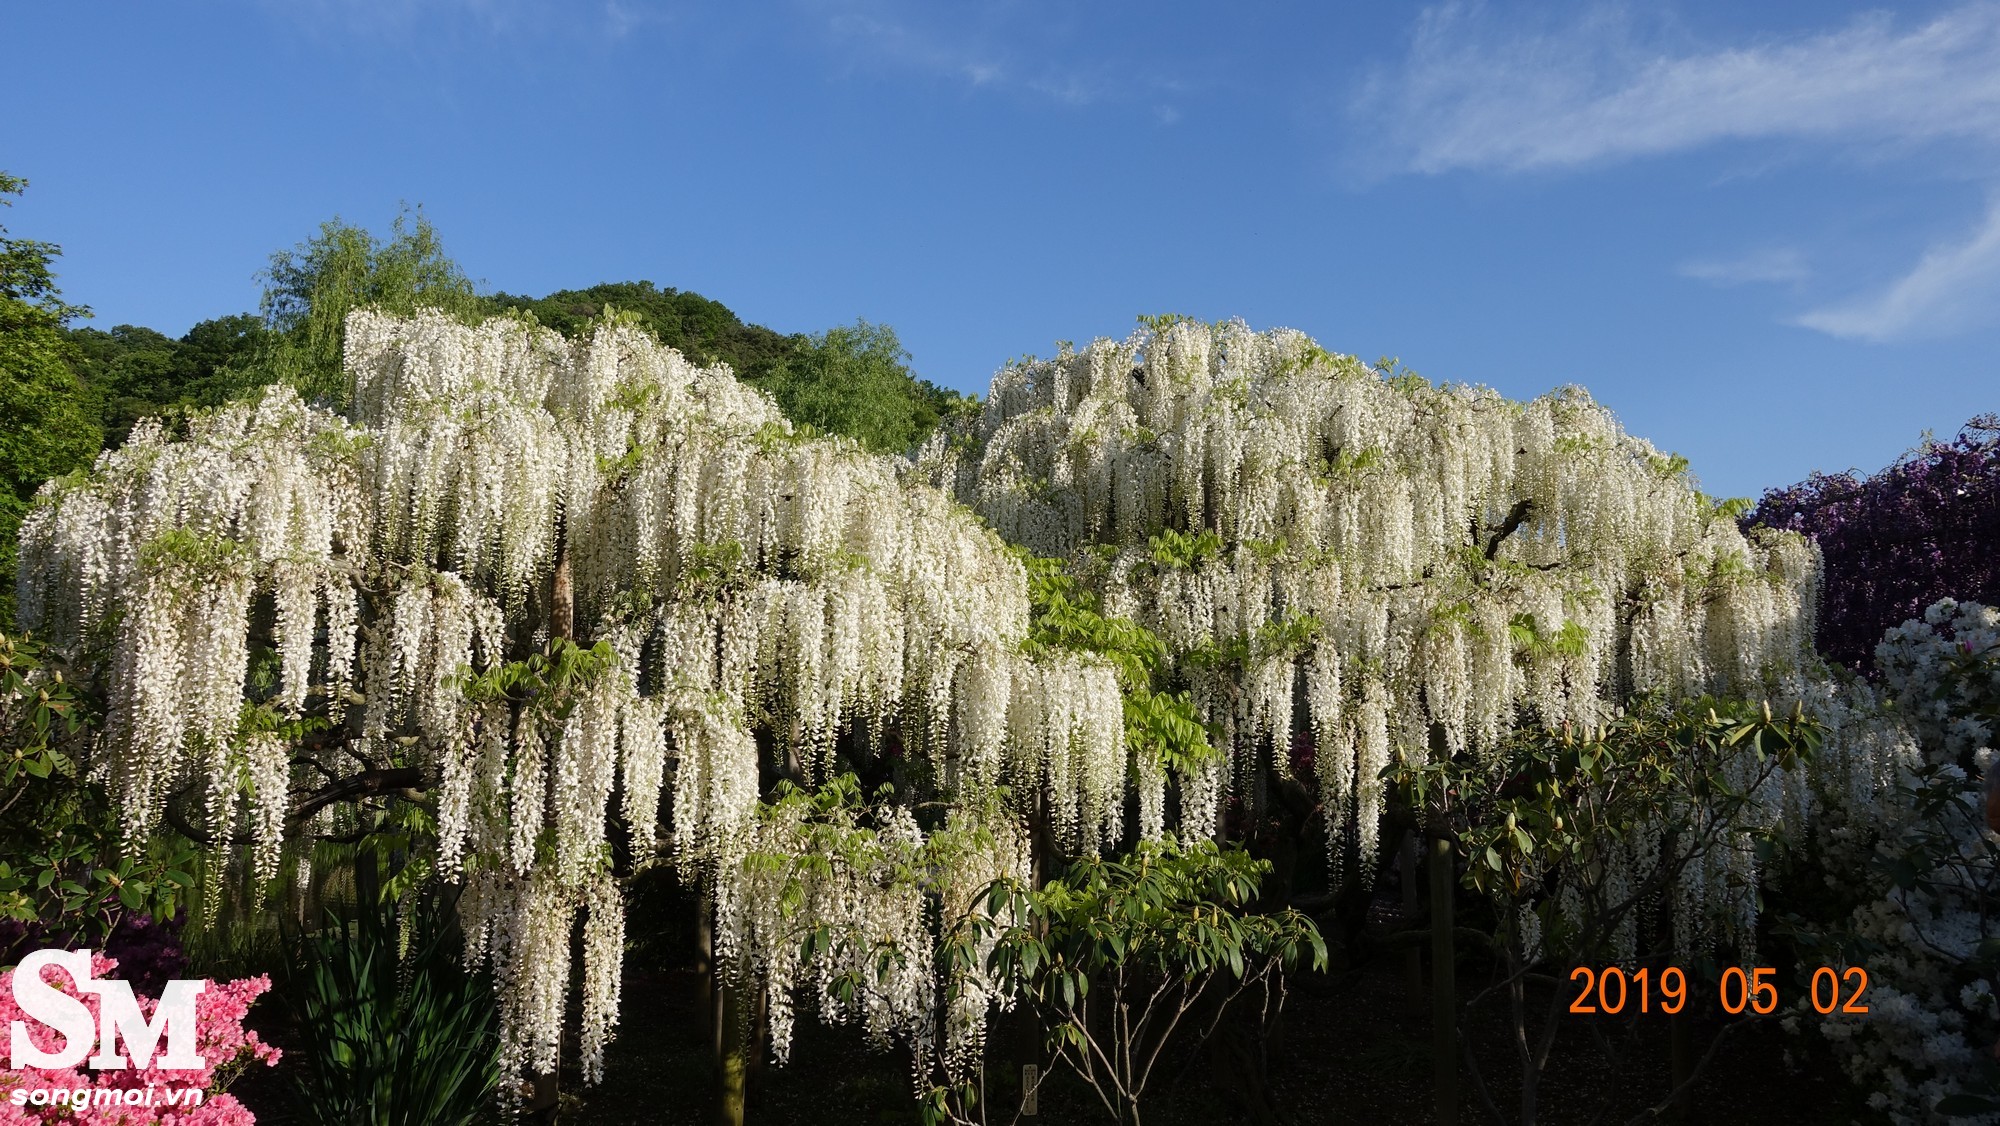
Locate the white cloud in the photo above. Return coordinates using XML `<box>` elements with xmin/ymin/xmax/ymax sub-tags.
<box><xmin>820</xmin><ymin>6</ymin><xmax>1013</xmax><ymax>89</ymax></box>
<box><xmin>803</xmin><ymin>0</ymin><xmax>1185</xmax><ymax>108</ymax></box>
<box><xmin>1362</xmin><ymin>2</ymin><xmax>2000</xmax><ymax>174</ymax></box>
<box><xmin>1794</xmin><ymin>199</ymin><xmax>2000</xmax><ymax>341</ymax></box>
<box><xmin>1678</xmin><ymin>248</ymin><xmax>1808</xmax><ymax>286</ymax></box>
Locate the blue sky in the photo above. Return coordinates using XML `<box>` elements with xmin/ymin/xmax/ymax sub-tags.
<box><xmin>6</xmin><ymin>1</ymin><xmax>1997</xmax><ymax>498</ymax></box>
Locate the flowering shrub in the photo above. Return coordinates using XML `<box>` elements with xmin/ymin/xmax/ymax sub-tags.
<box><xmin>1877</xmin><ymin>599</ymin><xmax>2000</xmax><ymax>765</ymax></box>
<box><xmin>1795</xmin><ymin>600</ymin><xmax>2000</xmax><ymax>1124</ymax></box>
<box><xmin>0</xmin><ymin>952</ymin><xmax>278</xmax><ymax>1124</ymax></box>
<box><xmin>1751</xmin><ymin>416</ymin><xmax>2000</xmax><ymax>670</ymax></box>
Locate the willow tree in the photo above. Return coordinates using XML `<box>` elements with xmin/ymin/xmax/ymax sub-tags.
<box><xmin>13</xmin><ymin>309</ymin><xmax>1126</xmax><ymax>1103</ymax></box>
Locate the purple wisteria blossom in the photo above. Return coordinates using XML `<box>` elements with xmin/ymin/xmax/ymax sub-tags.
<box><xmin>1749</xmin><ymin>415</ymin><xmax>2000</xmax><ymax>670</ymax></box>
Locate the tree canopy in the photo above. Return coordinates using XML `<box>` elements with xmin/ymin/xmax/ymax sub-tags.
<box><xmin>482</xmin><ymin>281</ymin><xmax>795</xmax><ymax>378</ymax></box>
<box><xmin>41</xmin><ymin>214</ymin><xmax>969</xmax><ymax>476</ymax></box>
<box><xmin>756</xmin><ymin>320</ymin><xmax>971</xmax><ymax>455</ymax></box>
<box><xmin>259</xmin><ymin>209</ymin><xmax>481</xmax><ymax>406</ymax></box>
<box><xmin>0</xmin><ymin>173</ymin><xmax>103</xmax><ymax>622</ymax></box>
<box><xmin>486</xmin><ymin>284</ymin><xmax>972</xmax><ymax>455</ymax></box>
<box><xmin>67</xmin><ymin>315</ymin><xmax>269</xmax><ymax>445</ymax></box>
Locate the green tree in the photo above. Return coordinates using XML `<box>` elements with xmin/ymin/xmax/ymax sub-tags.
<box><xmin>482</xmin><ymin>280</ymin><xmax>797</xmax><ymax>377</ymax></box>
<box><xmin>487</xmin><ymin>285</ymin><xmax>973</xmax><ymax>453</ymax></box>
<box><xmin>66</xmin><ymin>315</ymin><xmax>270</xmax><ymax>446</ymax></box>
<box><xmin>260</xmin><ymin>207</ymin><xmax>478</xmax><ymax>405</ymax></box>
<box><xmin>979</xmin><ymin>839</ymin><xmax>1325</xmax><ymax>1126</ymax></box>
<box><xmin>0</xmin><ymin>173</ymin><xmax>102</xmax><ymax>626</ymax></box>
<box><xmin>755</xmin><ymin>320</ymin><xmax>972</xmax><ymax>454</ymax></box>
<box><xmin>1391</xmin><ymin>699</ymin><xmax>1822</xmax><ymax>1126</ymax></box>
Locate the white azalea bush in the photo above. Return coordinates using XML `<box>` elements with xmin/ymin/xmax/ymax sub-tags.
<box><xmin>1793</xmin><ymin>600</ymin><xmax>2000</xmax><ymax>1125</ymax></box>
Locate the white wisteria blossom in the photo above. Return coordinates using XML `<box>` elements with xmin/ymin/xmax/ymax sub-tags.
<box><xmin>11</xmin><ymin>309</ymin><xmax>1104</xmax><ymax>1094</ymax></box>
<box><xmin>930</xmin><ymin>318</ymin><xmax>1821</xmax><ymax>862</ymax></box>
<box><xmin>13</xmin><ymin>308</ymin><xmax>1843</xmax><ymax>1105</ymax></box>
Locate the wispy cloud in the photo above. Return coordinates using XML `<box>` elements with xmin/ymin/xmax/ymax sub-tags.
<box><xmin>820</xmin><ymin>6</ymin><xmax>1012</xmax><ymax>90</ymax></box>
<box><xmin>1361</xmin><ymin>3</ymin><xmax>2000</xmax><ymax>174</ymax></box>
<box><xmin>804</xmin><ymin>0</ymin><xmax>1183</xmax><ymax>114</ymax></box>
<box><xmin>1678</xmin><ymin>248</ymin><xmax>1809</xmax><ymax>287</ymax></box>
<box><xmin>266</xmin><ymin>0</ymin><xmax>664</xmax><ymax>43</ymax></box>
<box><xmin>1794</xmin><ymin>199</ymin><xmax>2000</xmax><ymax>341</ymax></box>
<box><xmin>1360</xmin><ymin>3</ymin><xmax>2000</xmax><ymax>341</ymax></box>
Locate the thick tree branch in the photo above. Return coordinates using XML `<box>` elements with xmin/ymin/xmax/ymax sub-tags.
<box><xmin>1483</xmin><ymin>498</ymin><xmax>1536</xmax><ymax>560</ymax></box>
<box><xmin>288</xmin><ymin>767</ymin><xmax>426</xmax><ymax>825</ymax></box>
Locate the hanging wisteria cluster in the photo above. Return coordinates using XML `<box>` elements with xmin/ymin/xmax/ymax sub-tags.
<box><xmin>932</xmin><ymin>319</ymin><xmax>1821</xmax><ymax>868</ymax></box>
<box><xmin>712</xmin><ymin>782</ymin><xmax>1028</xmax><ymax>1090</ymax></box>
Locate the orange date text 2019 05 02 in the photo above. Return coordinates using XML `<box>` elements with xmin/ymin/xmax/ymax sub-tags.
<box><xmin>1564</xmin><ymin>965</ymin><xmax>1870</xmax><ymax>1018</ymax></box>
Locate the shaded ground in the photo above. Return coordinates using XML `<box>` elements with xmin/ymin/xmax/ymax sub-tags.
<box><xmin>529</xmin><ymin>957</ymin><xmax>1863</xmax><ymax>1126</ymax></box>
<box><xmin>220</xmin><ymin>903</ymin><xmax>1871</xmax><ymax>1126</ymax></box>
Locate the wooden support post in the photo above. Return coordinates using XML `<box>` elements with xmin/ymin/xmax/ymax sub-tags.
<box><xmin>1668</xmin><ymin>1001</ymin><xmax>1693</xmax><ymax>1122</ymax></box>
<box><xmin>717</xmin><ymin>974</ymin><xmax>747</xmax><ymax>1126</ymax></box>
<box><xmin>1430</xmin><ymin>826</ymin><xmax>1458</xmax><ymax>1126</ymax></box>
<box><xmin>1400</xmin><ymin>831</ymin><xmax>1423</xmax><ymax>1011</ymax></box>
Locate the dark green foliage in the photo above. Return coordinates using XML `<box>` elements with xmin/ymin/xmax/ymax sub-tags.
<box><xmin>967</xmin><ymin>839</ymin><xmax>1324</xmax><ymax>1125</ymax></box>
<box><xmin>753</xmin><ymin>321</ymin><xmax>973</xmax><ymax>454</ymax></box>
<box><xmin>1396</xmin><ymin>697</ymin><xmax>1821</xmax><ymax>932</ymax></box>
<box><xmin>0</xmin><ymin>174</ymin><xmax>102</xmax><ymax>625</ymax></box>
<box><xmin>993</xmin><ymin>838</ymin><xmax>1326</xmax><ymax>985</ymax></box>
<box><xmin>0</xmin><ymin>632</ymin><xmax>198</xmax><ymax>962</ymax></box>
<box><xmin>67</xmin><ymin>314</ymin><xmax>270</xmax><ymax>444</ymax></box>
<box><xmin>1387</xmin><ymin>699</ymin><xmax>1824</xmax><ymax>1126</ymax></box>
<box><xmin>483</xmin><ymin>280</ymin><xmax>796</xmax><ymax>377</ymax></box>
<box><xmin>486</xmin><ymin>285</ymin><xmax>972</xmax><ymax>454</ymax></box>
<box><xmin>281</xmin><ymin>889</ymin><xmax>502</xmax><ymax>1126</ymax></box>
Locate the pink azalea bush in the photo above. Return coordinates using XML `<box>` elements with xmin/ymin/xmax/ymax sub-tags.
<box><xmin>0</xmin><ymin>953</ymin><xmax>278</xmax><ymax>1124</ymax></box>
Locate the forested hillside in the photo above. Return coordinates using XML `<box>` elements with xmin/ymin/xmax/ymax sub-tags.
<box><xmin>64</xmin><ymin>213</ymin><xmax>968</xmax><ymax>454</ymax></box>
<box><xmin>0</xmin><ymin>182</ymin><xmax>969</xmax><ymax>619</ymax></box>
<box><xmin>486</xmin><ymin>281</ymin><xmax>972</xmax><ymax>452</ymax></box>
